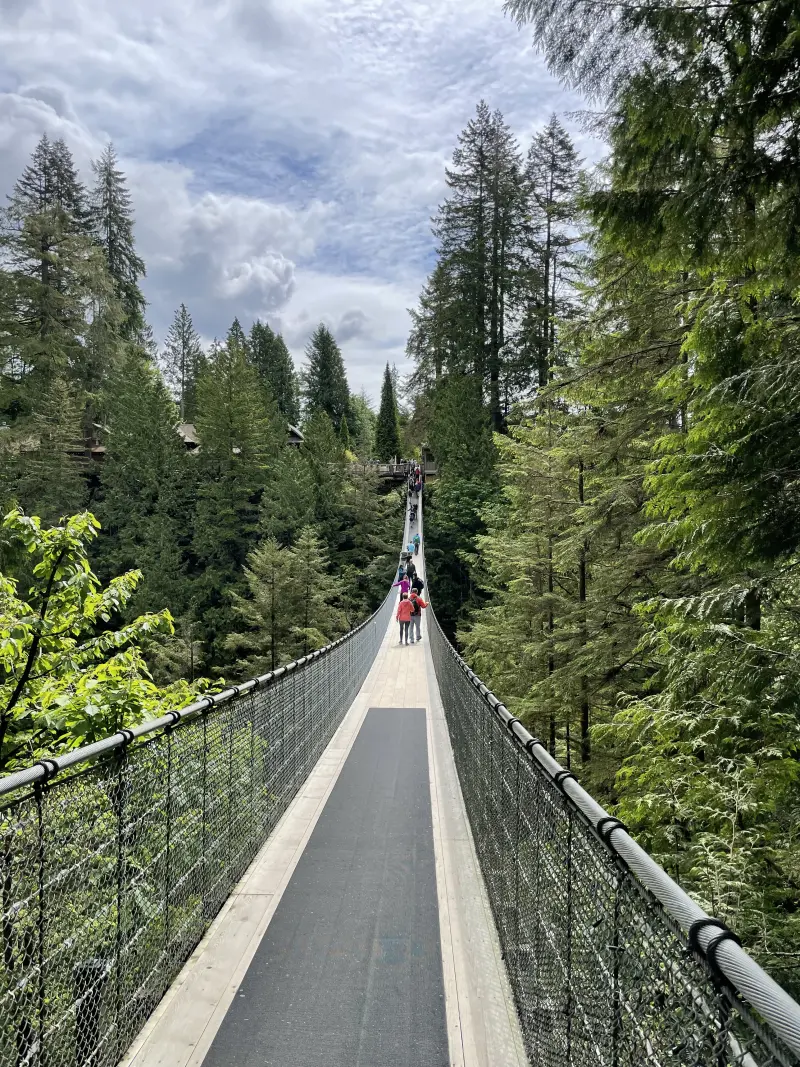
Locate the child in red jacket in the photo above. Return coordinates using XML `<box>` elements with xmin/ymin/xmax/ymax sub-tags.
<box><xmin>396</xmin><ymin>593</ymin><xmax>414</xmax><ymax>644</ymax></box>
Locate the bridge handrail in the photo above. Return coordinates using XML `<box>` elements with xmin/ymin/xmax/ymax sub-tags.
<box><xmin>429</xmin><ymin>607</ymin><xmax>800</xmax><ymax>1065</ymax></box>
<box><xmin>0</xmin><ymin>578</ymin><xmax>398</xmax><ymax>1067</ymax></box>
<box><xmin>0</xmin><ymin>594</ymin><xmax>389</xmax><ymax>800</ymax></box>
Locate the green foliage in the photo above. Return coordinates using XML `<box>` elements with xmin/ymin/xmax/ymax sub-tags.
<box><xmin>226</xmin><ymin>526</ymin><xmax>343</xmax><ymax>675</ymax></box>
<box><xmin>0</xmin><ymin>132</ymin><xmax>403</xmax><ymax>776</ymax></box>
<box><xmin>192</xmin><ymin>336</ymin><xmax>285</xmax><ymax>667</ymax></box>
<box><xmin>8</xmin><ymin>377</ymin><xmax>89</xmax><ymax>524</ymax></box>
<box><xmin>375</xmin><ymin>363</ymin><xmax>401</xmax><ymax>461</ymax></box>
<box><xmin>249</xmin><ymin>320</ymin><xmax>300</xmax><ymax>425</ymax></box>
<box><xmin>161</xmin><ymin>304</ymin><xmax>205</xmax><ymax>422</ymax></box>
<box><xmin>96</xmin><ymin>350</ymin><xmax>192</xmax><ymax>615</ymax></box>
<box><xmin>90</xmin><ymin>143</ymin><xmax>146</xmax><ymax>339</ymax></box>
<box><xmin>338</xmin><ymin>463</ymin><xmax>402</xmax><ymax>626</ymax></box>
<box><xmin>0</xmin><ymin>510</ymin><xmax>199</xmax><ymax>772</ymax></box>
<box><xmin>299</xmin><ymin>410</ymin><xmax>348</xmax><ymax>551</ymax></box>
<box><xmin>303</xmin><ymin>323</ymin><xmax>350</xmax><ymax>433</ymax></box>
<box><xmin>347</xmin><ymin>391</ymin><xmax>377</xmax><ymax>459</ymax></box>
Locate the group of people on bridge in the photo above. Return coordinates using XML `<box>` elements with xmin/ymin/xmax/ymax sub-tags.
<box><xmin>394</xmin><ymin>537</ymin><xmax>425</xmax><ymax>645</ymax></box>
<box><xmin>394</xmin><ymin>470</ymin><xmax>426</xmax><ymax>644</ymax></box>
<box><xmin>408</xmin><ymin>463</ymin><xmax>423</xmax><ymax>523</ymax></box>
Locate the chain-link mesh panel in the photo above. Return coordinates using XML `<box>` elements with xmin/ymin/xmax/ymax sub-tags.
<box><xmin>0</xmin><ymin>590</ymin><xmax>394</xmax><ymax>1067</ymax></box>
<box><xmin>429</xmin><ymin>609</ymin><xmax>800</xmax><ymax>1067</ymax></box>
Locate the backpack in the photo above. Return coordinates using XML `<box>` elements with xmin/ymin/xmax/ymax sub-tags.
<box><xmin>410</xmin><ymin>595</ymin><xmax>421</xmax><ymax>616</ymax></box>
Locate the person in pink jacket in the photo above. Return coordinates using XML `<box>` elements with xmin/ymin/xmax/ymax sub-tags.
<box><xmin>392</xmin><ymin>576</ymin><xmax>411</xmax><ymax>596</ymax></box>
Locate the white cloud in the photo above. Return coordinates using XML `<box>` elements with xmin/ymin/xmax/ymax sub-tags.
<box><xmin>0</xmin><ymin>0</ymin><xmax>602</xmax><ymax>395</ymax></box>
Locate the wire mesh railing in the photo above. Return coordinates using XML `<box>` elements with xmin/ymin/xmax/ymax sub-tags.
<box><xmin>0</xmin><ymin>587</ymin><xmax>395</xmax><ymax>1067</ymax></box>
<box><xmin>428</xmin><ymin>608</ymin><xmax>800</xmax><ymax>1067</ymax></box>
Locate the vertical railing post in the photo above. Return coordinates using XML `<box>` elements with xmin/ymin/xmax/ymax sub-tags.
<box><xmin>249</xmin><ymin>697</ymin><xmax>256</xmax><ymax>859</ymax></box>
<box><xmin>114</xmin><ymin>745</ymin><xmax>127</xmax><ymax>1062</ymax></box>
<box><xmin>565</xmin><ymin>808</ymin><xmax>573</xmax><ymax>1065</ymax></box>
<box><xmin>227</xmin><ymin>711</ymin><xmax>234</xmax><ymax>887</ymax></box>
<box><xmin>35</xmin><ymin>782</ymin><xmax>45</xmax><ymax>1067</ymax></box>
<box><xmin>612</xmin><ymin>870</ymin><xmax>621</xmax><ymax>1067</ymax></box>
<box><xmin>201</xmin><ymin>711</ymin><xmax>209</xmax><ymax>922</ymax></box>
<box><xmin>512</xmin><ymin>744</ymin><xmax>522</xmax><ymax>996</ymax></box>
<box><xmin>165</xmin><ymin>729</ymin><xmax>173</xmax><ymax>966</ymax></box>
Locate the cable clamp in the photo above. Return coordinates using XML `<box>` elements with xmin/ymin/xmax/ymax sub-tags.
<box><xmin>552</xmin><ymin>770</ymin><xmax>576</xmax><ymax>794</ymax></box>
<box><xmin>118</xmin><ymin>729</ymin><xmax>135</xmax><ymax>745</ymax></box>
<box><xmin>688</xmin><ymin>918</ymin><xmax>742</xmax><ymax>981</ymax></box>
<box><xmin>505</xmin><ymin>716</ymin><xmax>520</xmax><ymax>734</ymax></box>
<box><xmin>164</xmin><ymin>711</ymin><xmax>181</xmax><ymax>732</ymax></box>
<box><xmin>525</xmin><ymin>737</ymin><xmax>545</xmax><ymax>755</ymax></box>
<box><xmin>596</xmin><ymin>816</ymin><xmax>628</xmax><ymax>849</ymax></box>
<box><xmin>34</xmin><ymin>758</ymin><xmax>59</xmax><ymax>782</ymax></box>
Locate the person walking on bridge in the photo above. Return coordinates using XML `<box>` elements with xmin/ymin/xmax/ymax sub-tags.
<box><xmin>393</xmin><ymin>574</ymin><xmax>410</xmax><ymax>596</ymax></box>
<box><xmin>405</xmin><ymin>557</ymin><xmax>416</xmax><ymax>582</ymax></box>
<box><xmin>408</xmin><ymin>590</ymin><xmax>428</xmax><ymax>644</ymax></box>
<box><xmin>413</xmin><ymin>533</ymin><xmax>420</xmax><ymax>556</ymax></box>
<box><xmin>411</xmin><ymin>574</ymin><xmax>424</xmax><ymax>596</ymax></box>
<box><xmin>396</xmin><ymin>593</ymin><xmax>413</xmax><ymax>645</ymax></box>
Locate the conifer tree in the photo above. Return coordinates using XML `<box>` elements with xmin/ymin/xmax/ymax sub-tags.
<box><xmin>507</xmin><ymin>0</ymin><xmax>800</xmax><ymax>975</ymax></box>
<box><xmin>288</xmin><ymin>526</ymin><xmax>342</xmax><ymax>656</ymax></box>
<box><xmin>90</xmin><ymin>143</ymin><xmax>146</xmax><ymax>339</ymax></box>
<box><xmin>259</xmin><ymin>446</ymin><xmax>316</xmax><ymax>546</ymax></box>
<box><xmin>162</xmin><ymin>304</ymin><xmax>205</xmax><ymax>421</ymax></box>
<box><xmin>2</xmin><ymin>135</ymin><xmax>113</xmax><ymax>401</ymax></box>
<box><xmin>192</xmin><ymin>335</ymin><xmax>284</xmax><ymax>666</ymax></box>
<box><xmin>339</xmin><ymin>463</ymin><xmax>400</xmax><ymax>623</ymax></box>
<box><xmin>375</xmin><ymin>363</ymin><xmax>401</xmax><ymax>461</ymax></box>
<box><xmin>96</xmin><ymin>350</ymin><xmax>191</xmax><ymax>615</ymax></box>
<box><xmin>225</xmin><ymin>538</ymin><xmax>297</xmax><ymax>674</ymax></box>
<box><xmin>249</xmin><ymin>321</ymin><xmax>300</xmax><ymax>424</ymax></box>
<box><xmin>347</xmin><ymin>392</ymin><xmax>377</xmax><ymax>459</ymax></box>
<box><xmin>522</xmin><ymin>115</ymin><xmax>582</xmax><ymax>390</ymax></box>
<box><xmin>303</xmin><ymin>324</ymin><xmax>350</xmax><ymax>433</ymax></box>
<box><xmin>300</xmin><ymin>411</ymin><xmax>347</xmax><ymax>555</ymax></box>
<box><xmin>432</xmin><ymin>102</ymin><xmax>524</xmax><ymax>429</ymax></box>
<box><xmin>227</xmin><ymin>317</ymin><xmax>249</xmax><ymax>353</ymax></box>
<box><xmin>13</xmin><ymin>378</ymin><xmax>88</xmax><ymax>523</ymax></box>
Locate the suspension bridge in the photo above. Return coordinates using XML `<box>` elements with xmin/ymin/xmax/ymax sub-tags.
<box><xmin>1</xmin><ymin>500</ymin><xmax>800</xmax><ymax>1067</ymax></box>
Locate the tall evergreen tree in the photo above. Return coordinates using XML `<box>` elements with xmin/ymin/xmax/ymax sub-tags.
<box><xmin>227</xmin><ymin>317</ymin><xmax>249</xmax><ymax>352</ymax></box>
<box><xmin>12</xmin><ymin>378</ymin><xmax>88</xmax><ymax>523</ymax></box>
<box><xmin>347</xmin><ymin>391</ymin><xmax>377</xmax><ymax>460</ymax></box>
<box><xmin>90</xmin><ymin>143</ymin><xmax>146</xmax><ymax>339</ymax></box>
<box><xmin>96</xmin><ymin>350</ymin><xmax>191</xmax><ymax>616</ymax></box>
<box><xmin>192</xmin><ymin>335</ymin><xmax>284</xmax><ymax>666</ymax></box>
<box><xmin>300</xmin><ymin>410</ymin><xmax>347</xmax><ymax>555</ymax></box>
<box><xmin>161</xmin><ymin>304</ymin><xmax>205</xmax><ymax>421</ymax></box>
<box><xmin>249</xmin><ymin>321</ymin><xmax>300</xmax><ymax>424</ymax></box>
<box><xmin>432</xmin><ymin>102</ymin><xmax>525</xmax><ymax>430</ymax></box>
<box><xmin>288</xmin><ymin>526</ymin><xmax>342</xmax><ymax>656</ymax></box>
<box><xmin>521</xmin><ymin>116</ymin><xmax>582</xmax><ymax>391</ymax></box>
<box><xmin>375</xmin><ymin>363</ymin><xmax>401</xmax><ymax>461</ymax></box>
<box><xmin>1</xmin><ymin>135</ymin><xmax>114</xmax><ymax>405</ymax></box>
<box><xmin>506</xmin><ymin>0</ymin><xmax>800</xmax><ymax>980</ymax></box>
<box><xmin>225</xmin><ymin>538</ymin><xmax>297</xmax><ymax>674</ymax></box>
<box><xmin>303</xmin><ymin>324</ymin><xmax>350</xmax><ymax>434</ymax></box>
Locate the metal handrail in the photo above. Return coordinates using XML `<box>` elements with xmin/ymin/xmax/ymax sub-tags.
<box><xmin>429</xmin><ymin>604</ymin><xmax>800</xmax><ymax>1064</ymax></box>
<box><xmin>0</xmin><ymin>600</ymin><xmax>389</xmax><ymax>800</ymax></box>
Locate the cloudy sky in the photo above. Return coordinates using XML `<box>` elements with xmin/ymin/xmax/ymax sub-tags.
<box><xmin>0</xmin><ymin>0</ymin><xmax>597</xmax><ymax>402</ymax></box>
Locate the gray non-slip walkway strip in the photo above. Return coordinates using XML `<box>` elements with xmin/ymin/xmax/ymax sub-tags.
<box><xmin>202</xmin><ymin>707</ymin><xmax>450</xmax><ymax>1067</ymax></box>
